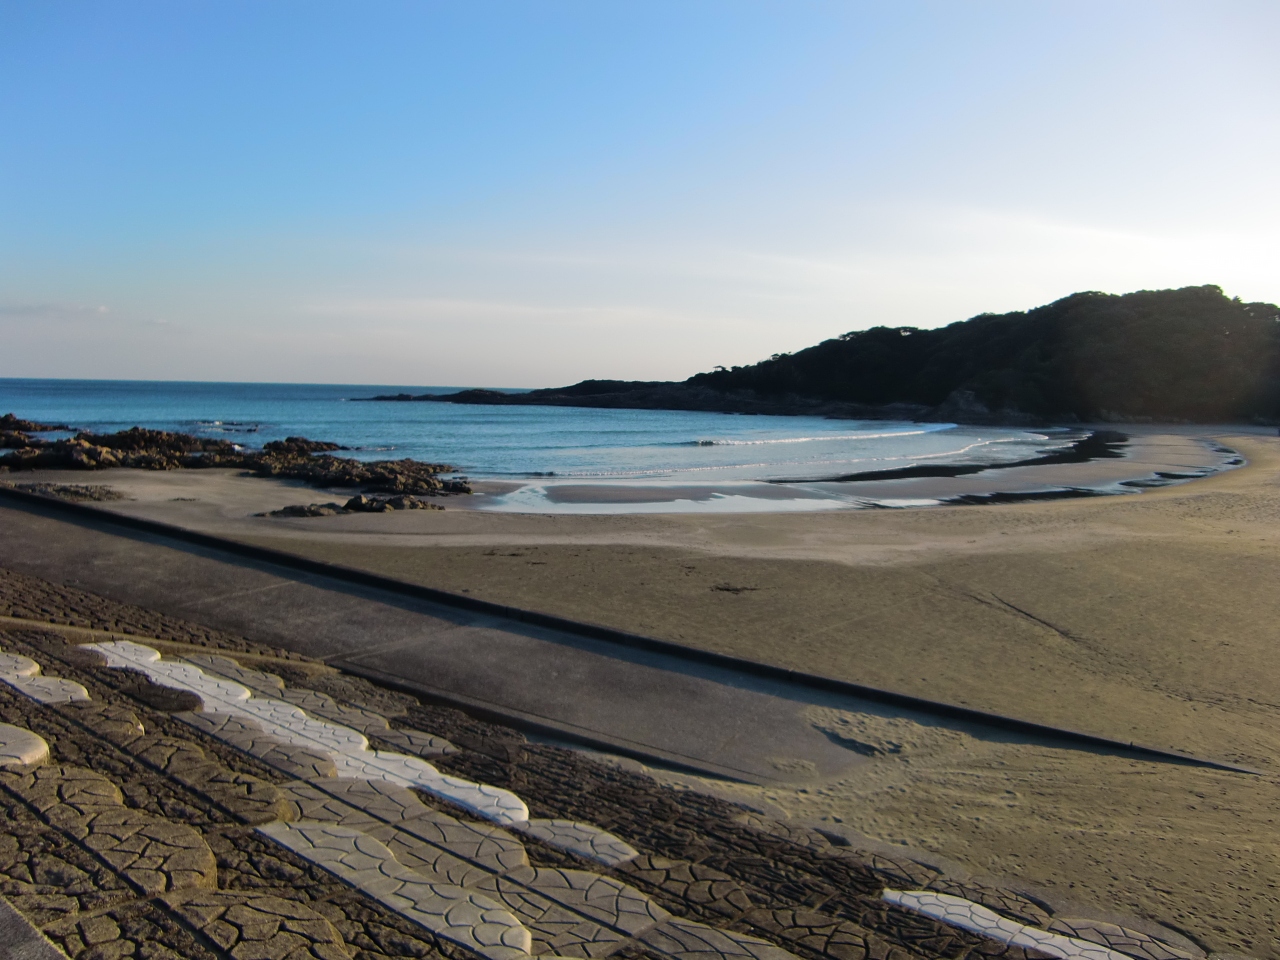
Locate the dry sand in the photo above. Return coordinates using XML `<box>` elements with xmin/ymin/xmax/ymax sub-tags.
<box><xmin>7</xmin><ymin>430</ymin><xmax>1280</xmax><ymax>955</ymax></box>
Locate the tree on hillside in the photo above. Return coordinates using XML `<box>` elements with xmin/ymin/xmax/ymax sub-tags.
<box><xmin>689</xmin><ymin>286</ymin><xmax>1280</xmax><ymax>421</ymax></box>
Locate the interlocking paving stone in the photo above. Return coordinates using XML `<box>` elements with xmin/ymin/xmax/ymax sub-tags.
<box><xmin>0</xmin><ymin>722</ymin><xmax>50</xmax><ymax>769</ymax></box>
<box><xmin>192</xmin><ymin>653</ymin><xmax>459</xmax><ymax>757</ymax></box>
<box><xmin>475</xmin><ymin>880</ymin><xmax>630</xmax><ymax>958</ymax></box>
<box><xmin>41</xmin><ymin>897</ymin><xmax>225</xmax><ymax>959</ymax></box>
<box><xmin>0</xmin><ymin>893</ymin><xmax>72</xmax><ymax>960</ymax></box>
<box><xmin>258</xmin><ymin>820</ymin><xmax>534</xmax><ymax>960</ymax></box>
<box><xmin>0</xmin><ymin>570</ymin><xmax>1210</xmax><ymax>960</ymax></box>
<box><xmin>739</xmin><ymin>907</ymin><xmax>920</xmax><ymax>960</ymax></box>
<box><xmin>1045</xmin><ymin>920</ymin><xmax>1202</xmax><ymax>960</ymax></box>
<box><xmin>309</xmin><ymin>778</ymin><xmax>531</xmax><ymax>875</ymax></box>
<box><xmin>278</xmin><ymin>780</ymin><xmax>496</xmax><ymax>888</ymax></box>
<box><xmin>377</xmin><ymin>727</ymin><xmax>460</xmax><ymax>759</ymax></box>
<box><xmin>164</xmin><ymin>889</ymin><xmax>354</xmax><ymax>959</ymax></box>
<box><xmin>516</xmin><ymin>819</ymin><xmax>639</xmax><ymax>867</ymax></box>
<box><xmin>619</xmin><ymin>855</ymin><xmax>755</xmax><ymax>919</ymax></box>
<box><xmin>184</xmin><ymin>653</ymin><xmax>288</xmax><ymax>696</ymax></box>
<box><xmin>179</xmin><ymin>710</ymin><xmax>341</xmax><ymax>779</ymax></box>
<box><xmin>0</xmin><ymin>651</ymin><xmax>90</xmax><ymax>704</ymax></box>
<box><xmin>274</xmin><ymin>777</ymin><xmax>682</xmax><ymax>952</ymax></box>
<box><xmin>924</xmin><ymin>880</ymin><xmax>1053</xmax><ymax>930</ymax></box>
<box><xmin>1</xmin><ymin>763</ymin><xmax>218</xmax><ymax>894</ymax></box>
<box><xmin>87</xmin><ymin>640</ymin><xmax>528</xmax><ymax>824</ymax></box>
<box><xmin>883</xmin><ymin>891</ymin><xmax>1133</xmax><ymax>960</ymax></box>
<box><xmin>506</xmin><ymin>866</ymin><xmax>671</xmax><ymax>936</ymax></box>
<box><xmin>643</xmin><ymin>916</ymin><xmax>801</xmax><ymax>960</ymax></box>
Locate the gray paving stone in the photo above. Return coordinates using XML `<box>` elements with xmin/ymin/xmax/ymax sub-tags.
<box><xmin>275</xmin><ymin>779</ymin><xmax>660</xmax><ymax>953</ymax></box>
<box><xmin>507</xmin><ymin>866</ymin><xmax>670</xmax><ymax>936</ymax></box>
<box><xmin>473</xmin><ymin>879</ymin><xmax>629</xmax><ymax>958</ymax></box>
<box><xmin>1</xmin><ymin>764</ymin><xmax>218</xmax><ymax>894</ymax></box>
<box><xmin>883</xmin><ymin>890</ymin><xmax>1134</xmax><ymax>960</ymax></box>
<box><xmin>310</xmin><ymin>777</ymin><xmax>531</xmax><ymax>875</ymax></box>
<box><xmin>516</xmin><ymin>819</ymin><xmax>639</xmax><ymax>867</ymax></box>
<box><xmin>164</xmin><ymin>890</ymin><xmax>353</xmax><ymax>960</ymax></box>
<box><xmin>641</xmin><ymin>916</ymin><xmax>800</xmax><ymax>960</ymax></box>
<box><xmin>378</xmin><ymin>726</ymin><xmax>460</xmax><ymax>758</ymax></box>
<box><xmin>279</xmin><ymin>780</ymin><xmax>383</xmax><ymax>827</ymax></box>
<box><xmin>0</xmin><ymin>722</ymin><xmax>49</xmax><ymax>769</ymax></box>
<box><xmin>280</xmin><ymin>686</ymin><xmax>395</xmax><ymax>735</ymax></box>
<box><xmin>277</xmin><ymin>780</ymin><xmax>493</xmax><ymax>887</ymax></box>
<box><xmin>258</xmin><ymin>820</ymin><xmax>534</xmax><ymax>960</ymax></box>
<box><xmin>178</xmin><ymin>711</ymin><xmax>339</xmax><ymax>779</ymax></box>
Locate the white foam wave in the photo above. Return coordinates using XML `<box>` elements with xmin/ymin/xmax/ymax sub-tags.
<box><xmin>692</xmin><ymin>427</ymin><xmax>946</xmax><ymax>446</ymax></box>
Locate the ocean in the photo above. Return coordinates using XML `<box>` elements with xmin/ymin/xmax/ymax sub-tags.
<box><xmin>0</xmin><ymin>378</ymin><xmax>1071</xmax><ymax>484</ymax></box>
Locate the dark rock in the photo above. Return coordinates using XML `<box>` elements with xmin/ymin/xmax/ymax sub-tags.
<box><xmin>2</xmin><ymin>482</ymin><xmax>126</xmax><ymax>502</ymax></box>
<box><xmin>261</xmin><ymin>436</ymin><xmax>349</xmax><ymax>455</ymax></box>
<box><xmin>344</xmin><ymin>494</ymin><xmax>445</xmax><ymax>512</ymax></box>
<box><xmin>0</xmin><ymin>423</ymin><xmax>471</xmax><ymax>498</ymax></box>
<box><xmin>261</xmin><ymin>502</ymin><xmax>347</xmax><ymax>518</ymax></box>
<box><xmin>0</xmin><ymin>413</ymin><xmax>72</xmax><ymax>432</ymax></box>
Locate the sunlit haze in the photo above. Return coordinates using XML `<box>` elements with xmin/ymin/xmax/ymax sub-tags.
<box><xmin>2</xmin><ymin>1</ymin><xmax>1277</xmax><ymax>386</ymax></box>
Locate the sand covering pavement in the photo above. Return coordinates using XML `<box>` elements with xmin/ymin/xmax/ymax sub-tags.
<box><xmin>219</xmin><ymin>436</ymin><xmax>1280</xmax><ymax>959</ymax></box>
<box><xmin>4</xmin><ymin>431</ymin><xmax>1279</xmax><ymax>955</ymax></box>
<box><xmin>0</xmin><ymin>567</ymin><xmax>1121</xmax><ymax>960</ymax></box>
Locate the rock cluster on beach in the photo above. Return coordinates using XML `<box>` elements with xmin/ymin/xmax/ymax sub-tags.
<box><xmin>0</xmin><ymin>419</ymin><xmax>471</xmax><ymax>499</ymax></box>
<box><xmin>262</xmin><ymin>494</ymin><xmax>446</xmax><ymax>517</ymax></box>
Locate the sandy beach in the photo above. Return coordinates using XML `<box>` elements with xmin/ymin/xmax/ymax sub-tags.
<box><xmin>5</xmin><ymin>427</ymin><xmax>1280</xmax><ymax>956</ymax></box>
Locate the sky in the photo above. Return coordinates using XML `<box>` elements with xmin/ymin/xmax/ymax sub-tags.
<box><xmin>2</xmin><ymin>1</ymin><xmax>1278</xmax><ymax>387</ymax></box>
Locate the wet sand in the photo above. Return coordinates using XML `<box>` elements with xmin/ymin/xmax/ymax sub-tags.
<box><xmin>5</xmin><ymin>428</ymin><xmax>1280</xmax><ymax>955</ymax></box>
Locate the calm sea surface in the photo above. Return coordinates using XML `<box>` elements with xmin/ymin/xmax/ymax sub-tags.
<box><xmin>0</xmin><ymin>379</ymin><xmax>1070</xmax><ymax>483</ymax></box>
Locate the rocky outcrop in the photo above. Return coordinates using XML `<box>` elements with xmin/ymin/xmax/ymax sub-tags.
<box><xmin>261</xmin><ymin>503</ymin><xmax>348</xmax><ymax>518</ymax></box>
<box><xmin>0</xmin><ymin>483</ymin><xmax>124</xmax><ymax>502</ymax></box>
<box><xmin>260</xmin><ymin>494</ymin><xmax>447</xmax><ymax>518</ymax></box>
<box><xmin>0</xmin><ymin>414</ymin><xmax>72</xmax><ymax>433</ymax></box>
<box><xmin>262</xmin><ymin>436</ymin><xmax>349</xmax><ymax>455</ymax></box>
<box><xmin>343</xmin><ymin>494</ymin><xmax>446</xmax><ymax>512</ymax></box>
<box><xmin>0</xmin><ymin>419</ymin><xmax>471</xmax><ymax>498</ymax></box>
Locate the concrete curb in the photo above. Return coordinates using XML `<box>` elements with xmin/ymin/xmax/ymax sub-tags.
<box><xmin>0</xmin><ymin>484</ymin><xmax>1261</xmax><ymax>777</ymax></box>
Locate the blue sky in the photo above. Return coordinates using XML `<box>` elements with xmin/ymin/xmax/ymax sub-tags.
<box><xmin>2</xmin><ymin>1</ymin><xmax>1277</xmax><ymax>386</ymax></box>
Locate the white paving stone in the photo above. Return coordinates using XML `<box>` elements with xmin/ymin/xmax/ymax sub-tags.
<box><xmin>0</xmin><ymin>653</ymin><xmax>41</xmax><ymax>678</ymax></box>
<box><xmin>259</xmin><ymin>820</ymin><xmax>534</xmax><ymax>960</ymax></box>
<box><xmin>0</xmin><ymin>651</ymin><xmax>90</xmax><ymax>704</ymax></box>
<box><xmin>883</xmin><ymin>890</ymin><xmax>1136</xmax><ymax>960</ymax></box>
<box><xmin>86</xmin><ymin>641</ymin><xmax>528</xmax><ymax>825</ymax></box>
<box><xmin>0</xmin><ymin>723</ymin><xmax>49</xmax><ymax>768</ymax></box>
<box><xmin>515</xmin><ymin>819</ymin><xmax>639</xmax><ymax>867</ymax></box>
<box><xmin>183</xmin><ymin>654</ymin><xmax>286</xmax><ymax>696</ymax></box>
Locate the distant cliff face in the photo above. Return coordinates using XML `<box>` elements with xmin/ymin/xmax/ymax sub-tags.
<box><xmin>690</xmin><ymin>285</ymin><xmax>1280</xmax><ymax>423</ymax></box>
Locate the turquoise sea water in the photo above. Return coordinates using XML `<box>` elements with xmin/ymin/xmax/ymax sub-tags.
<box><xmin>0</xmin><ymin>378</ymin><xmax>1071</xmax><ymax>483</ymax></box>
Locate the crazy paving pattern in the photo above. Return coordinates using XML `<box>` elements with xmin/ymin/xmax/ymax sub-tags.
<box><xmin>0</xmin><ymin>565</ymin><xmax>1213</xmax><ymax>960</ymax></box>
<box><xmin>0</xmin><ymin>649</ymin><xmax>89</xmax><ymax>704</ymax></box>
<box><xmin>86</xmin><ymin>639</ymin><xmax>530</xmax><ymax>826</ymax></box>
<box><xmin>883</xmin><ymin>892</ymin><xmax>1139</xmax><ymax>960</ymax></box>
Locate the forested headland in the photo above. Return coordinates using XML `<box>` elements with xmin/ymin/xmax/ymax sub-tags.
<box><xmin>370</xmin><ymin>286</ymin><xmax>1280</xmax><ymax>424</ymax></box>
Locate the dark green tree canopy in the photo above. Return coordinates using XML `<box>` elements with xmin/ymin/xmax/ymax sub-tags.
<box><xmin>689</xmin><ymin>286</ymin><xmax>1280</xmax><ymax>421</ymax></box>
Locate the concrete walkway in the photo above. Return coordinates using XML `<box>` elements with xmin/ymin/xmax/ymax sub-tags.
<box><xmin>0</xmin><ymin>497</ymin><xmax>930</xmax><ymax>784</ymax></box>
